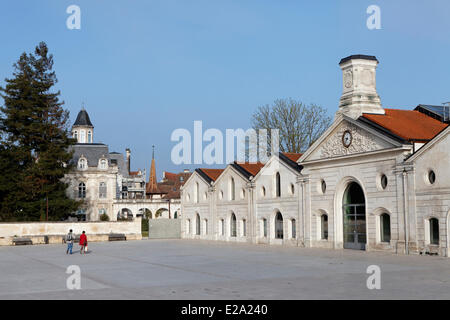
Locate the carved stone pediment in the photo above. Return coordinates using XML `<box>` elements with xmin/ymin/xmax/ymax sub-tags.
<box><xmin>320</xmin><ymin>123</ymin><xmax>382</xmax><ymax>158</ymax></box>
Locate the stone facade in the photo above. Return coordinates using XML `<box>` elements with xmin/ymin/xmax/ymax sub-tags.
<box><xmin>64</xmin><ymin>109</ymin><xmax>182</xmax><ymax>222</ymax></box>
<box><xmin>181</xmin><ymin>54</ymin><xmax>450</xmax><ymax>257</ymax></box>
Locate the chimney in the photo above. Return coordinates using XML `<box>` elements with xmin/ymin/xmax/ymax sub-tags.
<box><xmin>126</xmin><ymin>148</ymin><xmax>131</xmax><ymax>174</ymax></box>
<box><xmin>336</xmin><ymin>55</ymin><xmax>384</xmax><ymax>119</ymax></box>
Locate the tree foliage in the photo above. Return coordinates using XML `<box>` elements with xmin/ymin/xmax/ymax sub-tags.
<box><xmin>251</xmin><ymin>98</ymin><xmax>332</xmax><ymax>154</ymax></box>
<box><xmin>0</xmin><ymin>42</ymin><xmax>80</xmax><ymax>221</ymax></box>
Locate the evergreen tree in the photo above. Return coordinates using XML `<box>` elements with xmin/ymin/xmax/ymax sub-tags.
<box><xmin>0</xmin><ymin>42</ymin><xmax>80</xmax><ymax>221</ymax></box>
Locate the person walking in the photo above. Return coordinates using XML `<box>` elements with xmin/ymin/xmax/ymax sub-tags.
<box><xmin>66</xmin><ymin>229</ymin><xmax>74</xmax><ymax>255</ymax></box>
<box><xmin>79</xmin><ymin>231</ymin><xmax>88</xmax><ymax>254</ymax></box>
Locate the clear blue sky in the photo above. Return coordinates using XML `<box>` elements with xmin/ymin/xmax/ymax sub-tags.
<box><xmin>1</xmin><ymin>0</ymin><xmax>450</xmax><ymax>179</ymax></box>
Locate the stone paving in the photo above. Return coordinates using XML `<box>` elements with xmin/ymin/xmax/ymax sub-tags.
<box><xmin>0</xmin><ymin>239</ymin><xmax>449</xmax><ymax>299</ymax></box>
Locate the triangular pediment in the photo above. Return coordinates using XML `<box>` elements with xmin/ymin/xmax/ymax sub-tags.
<box><xmin>300</xmin><ymin>115</ymin><xmax>403</xmax><ymax>162</ymax></box>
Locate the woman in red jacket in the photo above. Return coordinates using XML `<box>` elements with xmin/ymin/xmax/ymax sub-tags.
<box><xmin>79</xmin><ymin>231</ymin><xmax>88</xmax><ymax>254</ymax></box>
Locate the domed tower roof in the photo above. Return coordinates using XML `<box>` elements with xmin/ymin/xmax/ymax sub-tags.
<box><xmin>72</xmin><ymin>107</ymin><xmax>94</xmax><ymax>143</ymax></box>
<box><xmin>73</xmin><ymin>108</ymin><xmax>93</xmax><ymax>127</ymax></box>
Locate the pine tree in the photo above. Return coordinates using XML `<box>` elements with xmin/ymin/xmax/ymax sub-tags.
<box><xmin>0</xmin><ymin>42</ymin><xmax>80</xmax><ymax>221</ymax></box>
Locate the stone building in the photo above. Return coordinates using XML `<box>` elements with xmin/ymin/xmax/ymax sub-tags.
<box><xmin>181</xmin><ymin>54</ymin><xmax>450</xmax><ymax>257</ymax></box>
<box><xmin>65</xmin><ymin>109</ymin><xmax>187</xmax><ymax>221</ymax></box>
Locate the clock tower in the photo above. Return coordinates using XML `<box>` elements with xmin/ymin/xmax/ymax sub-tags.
<box><xmin>336</xmin><ymin>55</ymin><xmax>385</xmax><ymax>119</ymax></box>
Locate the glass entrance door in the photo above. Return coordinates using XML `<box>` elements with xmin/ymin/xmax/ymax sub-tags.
<box><xmin>342</xmin><ymin>182</ymin><xmax>366</xmax><ymax>250</ymax></box>
<box><xmin>343</xmin><ymin>204</ymin><xmax>366</xmax><ymax>250</ymax></box>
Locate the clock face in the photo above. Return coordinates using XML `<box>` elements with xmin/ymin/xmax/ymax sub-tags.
<box><xmin>342</xmin><ymin>130</ymin><xmax>352</xmax><ymax>148</ymax></box>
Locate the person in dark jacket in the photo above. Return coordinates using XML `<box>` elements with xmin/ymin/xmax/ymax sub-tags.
<box><xmin>66</xmin><ymin>229</ymin><xmax>74</xmax><ymax>254</ymax></box>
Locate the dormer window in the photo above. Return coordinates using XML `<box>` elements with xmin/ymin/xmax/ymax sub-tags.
<box><xmin>99</xmin><ymin>158</ymin><xmax>107</xmax><ymax>170</ymax></box>
<box><xmin>78</xmin><ymin>158</ymin><xmax>87</xmax><ymax>170</ymax></box>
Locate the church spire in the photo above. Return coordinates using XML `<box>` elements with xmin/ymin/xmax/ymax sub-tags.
<box><xmin>148</xmin><ymin>145</ymin><xmax>158</xmax><ymax>192</ymax></box>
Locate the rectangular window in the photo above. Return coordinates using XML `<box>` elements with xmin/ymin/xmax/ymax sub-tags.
<box><xmin>263</xmin><ymin>219</ymin><xmax>267</xmax><ymax>238</ymax></box>
<box><xmin>243</xmin><ymin>220</ymin><xmax>247</xmax><ymax>237</ymax></box>
<box><xmin>99</xmin><ymin>182</ymin><xmax>107</xmax><ymax>199</ymax></box>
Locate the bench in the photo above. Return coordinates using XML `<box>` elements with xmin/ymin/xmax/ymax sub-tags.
<box><xmin>13</xmin><ymin>237</ymin><xmax>33</xmax><ymax>246</ymax></box>
<box><xmin>108</xmin><ymin>233</ymin><xmax>127</xmax><ymax>241</ymax></box>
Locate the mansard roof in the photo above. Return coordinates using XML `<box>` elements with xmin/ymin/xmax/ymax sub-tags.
<box><xmin>69</xmin><ymin>143</ymin><xmax>109</xmax><ymax>166</ymax></box>
<box><xmin>361</xmin><ymin>108</ymin><xmax>448</xmax><ymax>143</ymax></box>
<box><xmin>73</xmin><ymin>109</ymin><xmax>93</xmax><ymax>127</ymax></box>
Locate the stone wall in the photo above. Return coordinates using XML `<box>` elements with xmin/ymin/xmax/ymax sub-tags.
<box><xmin>0</xmin><ymin>217</ymin><xmax>142</xmax><ymax>246</ymax></box>
<box><xmin>148</xmin><ymin>219</ymin><xmax>181</xmax><ymax>239</ymax></box>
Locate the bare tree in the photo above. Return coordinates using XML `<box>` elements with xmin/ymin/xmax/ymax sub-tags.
<box><xmin>251</xmin><ymin>98</ymin><xmax>331</xmax><ymax>154</ymax></box>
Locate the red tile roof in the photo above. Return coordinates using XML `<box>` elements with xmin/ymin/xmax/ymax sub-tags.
<box><xmin>282</xmin><ymin>152</ymin><xmax>303</xmax><ymax>162</ymax></box>
<box><xmin>362</xmin><ymin>109</ymin><xmax>448</xmax><ymax>142</ymax></box>
<box><xmin>235</xmin><ymin>162</ymin><xmax>265</xmax><ymax>176</ymax></box>
<box><xmin>199</xmin><ymin>169</ymin><xmax>224</xmax><ymax>182</ymax></box>
<box><xmin>147</xmin><ymin>171</ymin><xmax>193</xmax><ymax>200</ymax></box>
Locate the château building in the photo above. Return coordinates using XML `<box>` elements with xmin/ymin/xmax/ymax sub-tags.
<box><xmin>64</xmin><ymin>108</ymin><xmax>187</xmax><ymax>221</ymax></box>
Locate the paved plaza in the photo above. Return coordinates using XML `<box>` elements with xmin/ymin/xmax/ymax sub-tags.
<box><xmin>0</xmin><ymin>239</ymin><xmax>449</xmax><ymax>299</ymax></box>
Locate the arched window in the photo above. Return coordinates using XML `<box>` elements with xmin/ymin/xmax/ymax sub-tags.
<box><xmin>230</xmin><ymin>213</ymin><xmax>237</xmax><ymax>237</ymax></box>
<box><xmin>80</xmin><ymin>130</ymin><xmax>86</xmax><ymax>143</ymax></box>
<box><xmin>230</xmin><ymin>177</ymin><xmax>235</xmax><ymax>201</ymax></box>
<box><xmin>430</xmin><ymin>218</ymin><xmax>439</xmax><ymax>245</ymax></box>
<box><xmin>220</xmin><ymin>219</ymin><xmax>225</xmax><ymax>236</ymax></box>
<box><xmin>276</xmin><ymin>172</ymin><xmax>281</xmax><ymax>197</ymax></box>
<box><xmin>275</xmin><ymin>212</ymin><xmax>283</xmax><ymax>239</ymax></box>
<box><xmin>195</xmin><ymin>182</ymin><xmax>199</xmax><ymax>203</ymax></box>
<box><xmin>87</xmin><ymin>131</ymin><xmax>92</xmax><ymax>143</ymax></box>
<box><xmin>291</xmin><ymin>219</ymin><xmax>296</xmax><ymax>239</ymax></box>
<box><xmin>321</xmin><ymin>215</ymin><xmax>328</xmax><ymax>240</ymax></box>
<box><xmin>380</xmin><ymin>213</ymin><xmax>391</xmax><ymax>243</ymax></box>
<box><xmin>73</xmin><ymin>131</ymin><xmax>78</xmax><ymax>141</ymax></box>
<box><xmin>100</xmin><ymin>159</ymin><xmax>107</xmax><ymax>169</ymax></box>
<box><xmin>99</xmin><ymin>182</ymin><xmax>107</xmax><ymax>199</ymax></box>
<box><xmin>196</xmin><ymin>213</ymin><xmax>201</xmax><ymax>235</ymax></box>
<box><xmin>78</xmin><ymin>182</ymin><xmax>86</xmax><ymax>199</ymax></box>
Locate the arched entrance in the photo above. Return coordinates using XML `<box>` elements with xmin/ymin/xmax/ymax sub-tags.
<box><xmin>343</xmin><ymin>182</ymin><xmax>366</xmax><ymax>250</ymax></box>
<box><xmin>118</xmin><ymin>208</ymin><xmax>133</xmax><ymax>221</ymax></box>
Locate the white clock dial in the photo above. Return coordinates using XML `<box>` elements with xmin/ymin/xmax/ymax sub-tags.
<box><xmin>342</xmin><ymin>131</ymin><xmax>352</xmax><ymax>147</ymax></box>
